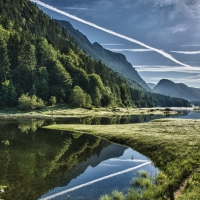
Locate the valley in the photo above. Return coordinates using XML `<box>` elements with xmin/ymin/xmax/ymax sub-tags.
<box><xmin>0</xmin><ymin>0</ymin><xmax>200</xmax><ymax>199</ymax></box>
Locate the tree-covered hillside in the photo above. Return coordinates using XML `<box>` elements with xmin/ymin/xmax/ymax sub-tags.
<box><xmin>57</xmin><ymin>20</ymin><xmax>151</xmax><ymax>91</ymax></box>
<box><xmin>0</xmin><ymin>0</ymin><xmax>190</xmax><ymax>109</ymax></box>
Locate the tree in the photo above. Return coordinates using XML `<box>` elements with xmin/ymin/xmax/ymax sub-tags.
<box><xmin>88</xmin><ymin>74</ymin><xmax>104</xmax><ymax>92</ymax></box>
<box><xmin>85</xmin><ymin>94</ymin><xmax>93</xmax><ymax>109</ymax></box>
<box><xmin>36</xmin><ymin>37</ymin><xmax>57</xmax><ymax>66</ymax></box>
<box><xmin>70</xmin><ymin>86</ymin><xmax>86</xmax><ymax>108</ymax></box>
<box><xmin>93</xmin><ymin>87</ymin><xmax>102</xmax><ymax>107</ymax></box>
<box><xmin>49</xmin><ymin>60</ymin><xmax>72</xmax><ymax>101</ymax></box>
<box><xmin>13</xmin><ymin>42</ymin><xmax>37</xmax><ymax>93</ymax></box>
<box><xmin>0</xmin><ymin>80</ymin><xmax>17</xmax><ymax>107</ymax></box>
<box><xmin>120</xmin><ymin>83</ymin><xmax>132</xmax><ymax>107</ymax></box>
<box><xmin>101</xmin><ymin>87</ymin><xmax>113</xmax><ymax>107</ymax></box>
<box><xmin>36</xmin><ymin>66</ymin><xmax>49</xmax><ymax>100</ymax></box>
<box><xmin>7</xmin><ymin>32</ymin><xmax>20</xmax><ymax>70</ymax></box>
<box><xmin>0</xmin><ymin>38</ymin><xmax>10</xmax><ymax>83</ymax></box>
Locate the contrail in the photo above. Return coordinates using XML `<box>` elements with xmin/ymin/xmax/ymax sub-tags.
<box><xmin>110</xmin><ymin>49</ymin><xmax>153</xmax><ymax>52</ymax></box>
<box><xmin>30</xmin><ymin>0</ymin><xmax>192</xmax><ymax>68</ymax></box>
<box><xmin>170</xmin><ymin>51</ymin><xmax>200</xmax><ymax>54</ymax></box>
<box><xmin>39</xmin><ymin>161</ymin><xmax>151</xmax><ymax>200</ymax></box>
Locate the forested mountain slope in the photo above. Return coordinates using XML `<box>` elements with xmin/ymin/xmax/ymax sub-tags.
<box><xmin>58</xmin><ymin>20</ymin><xmax>151</xmax><ymax>91</ymax></box>
<box><xmin>0</xmin><ymin>0</ymin><xmax>190</xmax><ymax>108</ymax></box>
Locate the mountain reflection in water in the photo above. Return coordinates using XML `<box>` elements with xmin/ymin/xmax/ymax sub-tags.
<box><xmin>0</xmin><ymin>120</ymin><xmax>156</xmax><ymax>200</ymax></box>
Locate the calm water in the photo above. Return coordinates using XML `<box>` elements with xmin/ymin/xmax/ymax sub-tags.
<box><xmin>0</xmin><ymin>120</ymin><xmax>157</xmax><ymax>200</ymax></box>
<box><xmin>39</xmin><ymin>147</ymin><xmax>156</xmax><ymax>200</ymax></box>
<box><xmin>0</xmin><ymin>109</ymin><xmax>199</xmax><ymax>200</ymax></box>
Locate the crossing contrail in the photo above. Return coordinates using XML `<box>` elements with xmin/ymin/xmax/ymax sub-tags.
<box><xmin>39</xmin><ymin>161</ymin><xmax>151</xmax><ymax>200</ymax></box>
<box><xmin>30</xmin><ymin>0</ymin><xmax>192</xmax><ymax>69</ymax></box>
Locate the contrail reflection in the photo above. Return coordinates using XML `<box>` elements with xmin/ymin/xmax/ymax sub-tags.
<box><xmin>39</xmin><ymin>161</ymin><xmax>151</xmax><ymax>200</ymax></box>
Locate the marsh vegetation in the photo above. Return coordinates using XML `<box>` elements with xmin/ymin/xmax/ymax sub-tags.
<box><xmin>45</xmin><ymin>118</ymin><xmax>200</xmax><ymax>199</ymax></box>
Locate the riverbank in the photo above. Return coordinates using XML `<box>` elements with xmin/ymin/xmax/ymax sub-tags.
<box><xmin>0</xmin><ymin>106</ymin><xmax>179</xmax><ymax>120</ymax></box>
<box><xmin>43</xmin><ymin>118</ymin><xmax>200</xmax><ymax>199</ymax></box>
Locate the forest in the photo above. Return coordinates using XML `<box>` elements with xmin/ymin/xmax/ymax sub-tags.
<box><xmin>0</xmin><ymin>0</ymin><xmax>190</xmax><ymax>109</ymax></box>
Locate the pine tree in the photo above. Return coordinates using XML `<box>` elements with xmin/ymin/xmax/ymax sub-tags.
<box><xmin>13</xmin><ymin>42</ymin><xmax>37</xmax><ymax>93</ymax></box>
<box><xmin>0</xmin><ymin>38</ymin><xmax>10</xmax><ymax>83</ymax></box>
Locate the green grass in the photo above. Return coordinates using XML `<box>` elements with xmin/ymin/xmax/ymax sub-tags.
<box><xmin>177</xmin><ymin>170</ymin><xmax>200</xmax><ymax>199</ymax></box>
<box><xmin>43</xmin><ymin>118</ymin><xmax>200</xmax><ymax>199</ymax></box>
<box><xmin>137</xmin><ymin>170</ymin><xmax>148</xmax><ymax>178</ymax></box>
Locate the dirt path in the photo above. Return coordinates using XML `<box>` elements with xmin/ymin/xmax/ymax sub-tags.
<box><xmin>169</xmin><ymin>168</ymin><xmax>199</xmax><ymax>199</ymax></box>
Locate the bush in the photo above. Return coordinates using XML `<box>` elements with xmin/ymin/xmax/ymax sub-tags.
<box><xmin>18</xmin><ymin>93</ymin><xmax>45</xmax><ymax>110</ymax></box>
<box><xmin>84</xmin><ymin>104</ymin><xmax>93</xmax><ymax>110</ymax></box>
<box><xmin>111</xmin><ymin>190</ymin><xmax>124</xmax><ymax>200</ymax></box>
<box><xmin>49</xmin><ymin>96</ymin><xmax>56</xmax><ymax>106</ymax></box>
<box><xmin>99</xmin><ymin>194</ymin><xmax>113</xmax><ymax>200</ymax></box>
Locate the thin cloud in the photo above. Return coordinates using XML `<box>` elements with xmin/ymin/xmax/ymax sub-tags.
<box><xmin>110</xmin><ymin>48</ymin><xmax>153</xmax><ymax>52</ymax></box>
<box><xmin>135</xmin><ymin>65</ymin><xmax>200</xmax><ymax>73</ymax></box>
<box><xmin>101</xmin><ymin>43</ymin><xmax>124</xmax><ymax>46</ymax></box>
<box><xmin>64</xmin><ymin>7</ymin><xmax>90</xmax><ymax>10</ymax></box>
<box><xmin>170</xmin><ymin>25</ymin><xmax>187</xmax><ymax>34</ymax></box>
<box><xmin>30</xmin><ymin>0</ymin><xmax>192</xmax><ymax>69</ymax></box>
<box><xmin>170</xmin><ymin>51</ymin><xmax>200</xmax><ymax>54</ymax></box>
<box><xmin>183</xmin><ymin>74</ymin><xmax>200</xmax><ymax>80</ymax></box>
<box><xmin>180</xmin><ymin>44</ymin><xmax>200</xmax><ymax>47</ymax></box>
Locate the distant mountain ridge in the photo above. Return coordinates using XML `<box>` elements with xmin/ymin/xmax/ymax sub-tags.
<box><xmin>147</xmin><ymin>83</ymin><xmax>156</xmax><ymax>89</ymax></box>
<box><xmin>57</xmin><ymin>20</ymin><xmax>151</xmax><ymax>91</ymax></box>
<box><xmin>153</xmin><ymin>79</ymin><xmax>200</xmax><ymax>101</ymax></box>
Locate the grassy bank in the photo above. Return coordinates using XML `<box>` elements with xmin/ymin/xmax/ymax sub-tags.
<box><xmin>0</xmin><ymin>106</ymin><xmax>179</xmax><ymax>120</ymax></box>
<box><xmin>43</xmin><ymin>119</ymin><xmax>200</xmax><ymax>199</ymax></box>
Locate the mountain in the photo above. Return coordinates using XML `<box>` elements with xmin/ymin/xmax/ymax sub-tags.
<box><xmin>153</xmin><ymin>79</ymin><xmax>200</xmax><ymax>101</ymax></box>
<box><xmin>147</xmin><ymin>83</ymin><xmax>156</xmax><ymax>89</ymax></box>
<box><xmin>60</xmin><ymin>142</ymin><xmax>126</xmax><ymax>187</ymax></box>
<box><xmin>57</xmin><ymin>20</ymin><xmax>151</xmax><ymax>91</ymax></box>
<box><xmin>190</xmin><ymin>87</ymin><xmax>200</xmax><ymax>96</ymax></box>
<box><xmin>0</xmin><ymin>0</ymin><xmax>190</xmax><ymax>108</ymax></box>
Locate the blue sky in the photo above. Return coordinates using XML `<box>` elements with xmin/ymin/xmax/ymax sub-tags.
<box><xmin>31</xmin><ymin>0</ymin><xmax>200</xmax><ymax>88</ymax></box>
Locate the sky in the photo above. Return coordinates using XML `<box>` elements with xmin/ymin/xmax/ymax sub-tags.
<box><xmin>31</xmin><ymin>0</ymin><xmax>200</xmax><ymax>88</ymax></box>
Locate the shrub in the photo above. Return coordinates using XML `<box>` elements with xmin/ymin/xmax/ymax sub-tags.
<box><xmin>138</xmin><ymin>170</ymin><xmax>148</xmax><ymax>178</ymax></box>
<box><xmin>18</xmin><ymin>93</ymin><xmax>45</xmax><ymax>110</ymax></box>
<box><xmin>111</xmin><ymin>190</ymin><xmax>124</xmax><ymax>200</ymax></box>
<box><xmin>49</xmin><ymin>96</ymin><xmax>57</xmax><ymax>106</ymax></box>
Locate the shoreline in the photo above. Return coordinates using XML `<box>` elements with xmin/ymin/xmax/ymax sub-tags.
<box><xmin>0</xmin><ymin>106</ymin><xmax>181</xmax><ymax>120</ymax></box>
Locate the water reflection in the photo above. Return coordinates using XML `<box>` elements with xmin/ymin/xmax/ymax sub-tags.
<box><xmin>0</xmin><ymin>121</ymin><xmax>156</xmax><ymax>200</ymax></box>
<box><xmin>42</xmin><ymin>110</ymin><xmax>200</xmax><ymax>125</ymax></box>
<box><xmin>0</xmin><ymin>123</ymin><xmax>109</xmax><ymax>199</ymax></box>
<box><xmin>35</xmin><ymin>112</ymin><xmax>185</xmax><ymax>127</ymax></box>
<box><xmin>39</xmin><ymin>148</ymin><xmax>155</xmax><ymax>200</ymax></box>
<box><xmin>17</xmin><ymin>119</ymin><xmax>45</xmax><ymax>133</ymax></box>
